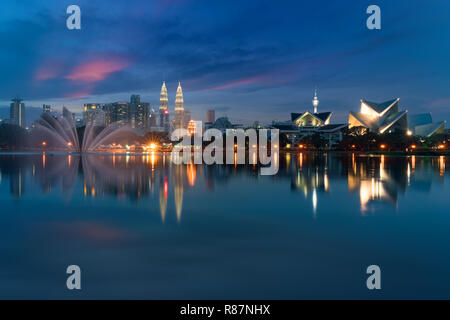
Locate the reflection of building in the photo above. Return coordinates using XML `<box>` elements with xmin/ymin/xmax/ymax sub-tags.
<box><xmin>349</xmin><ymin>98</ymin><xmax>408</xmax><ymax>134</ymax></box>
<box><xmin>10</xmin><ymin>97</ymin><xmax>26</xmax><ymax>128</ymax></box>
<box><xmin>174</xmin><ymin>166</ymin><xmax>184</xmax><ymax>223</ymax></box>
<box><xmin>407</xmin><ymin>113</ymin><xmax>446</xmax><ymax>137</ymax></box>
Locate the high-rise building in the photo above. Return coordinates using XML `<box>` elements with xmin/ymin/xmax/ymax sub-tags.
<box><xmin>159</xmin><ymin>82</ymin><xmax>169</xmax><ymax>132</ymax></box>
<box><xmin>10</xmin><ymin>97</ymin><xmax>26</xmax><ymax>128</ymax></box>
<box><xmin>135</xmin><ymin>102</ymin><xmax>150</xmax><ymax>130</ymax></box>
<box><xmin>148</xmin><ymin>108</ymin><xmax>157</xmax><ymax>128</ymax></box>
<box><xmin>83</xmin><ymin>103</ymin><xmax>102</xmax><ymax>125</ymax></box>
<box><xmin>43</xmin><ymin>104</ymin><xmax>51</xmax><ymax>113</ymax></box>
<box><xmin>206</xmin><ymin>110</ymin><xmax>215</xmax><ymax>124</ymax></box>
<box><xmin>103</xmin><ymin>102</ymin><xmax>128</xmax><ymax>126</ymax></box>
<box><xmin>174</xmin><ymin>82</ymin><xmax>184</xmax><ymax>129</ymax></box>
<box><xmin>182</xmin><ymin>110</ymin><xmax>191</xmax><ymax>129</ymax></box>
<box><xmin>129</xmin><ymin>94</ymin><xmax>140</xmax><ymax>128</ymax></box>
<box><xmin>129</xmin><ymin>94</ymin><xmax>149</xmax><ymax>129</ymax></box>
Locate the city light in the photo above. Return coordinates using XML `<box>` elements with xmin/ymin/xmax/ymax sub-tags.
<box><xmin>150</xmin><ymin>143</ymin><xmax>157</xmax><ymax>150</ymax></box>
<box><xmin>67</xmin><ymin>142</ymin><xmax>73</xmax><ymax>147</ymax></box>
<box><xmin>411</xmin><ymin>145</ymin><xmax>417</xmax><ymax>149</ymax></box>
<box><xmin>438</xmin><ymin>144</ymin><xmax>446</xmax><ymax>149</ymax></box>
<box><xmin>41</xmin><ymin>141</ymin><xmax>47</xmax><ymax>147</ymax></box>
<box><xmin>380</xmin><ymin>144</ymin><xmax>386</xmax><ymax>149</ymax></box>
<box><xmin>407</xmin><ymin>130</ymin><xmax>413</xmax><ymax>136</ymax></box>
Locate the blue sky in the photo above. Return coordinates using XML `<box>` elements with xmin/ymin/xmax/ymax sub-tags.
<box><xmin>0</xmin><ymin>0</ymin><xmax>449</xmax><ymax>124</ymax></box>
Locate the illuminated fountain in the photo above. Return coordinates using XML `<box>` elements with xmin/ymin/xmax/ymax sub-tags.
<box><xmin>32</xmin><ymin>108</ymin><xmax>143</xmax><ymax>153</ymax></box>
<box><xmin>32</xmin><ymin>107</ymin><xmax>80</xmax><ymax>151</ymax></box>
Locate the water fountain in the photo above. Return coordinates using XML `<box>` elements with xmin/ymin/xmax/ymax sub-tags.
<box><xmin>32</xmin><ymin>108</ymin><xmax>143</xmax><ymax>153</ymax></box>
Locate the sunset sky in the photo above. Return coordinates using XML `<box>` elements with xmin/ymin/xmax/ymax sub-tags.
<box><xmin>1</xmin><ymin>0</ymin><xmax>449</xmax><ymax>124</ymax></box>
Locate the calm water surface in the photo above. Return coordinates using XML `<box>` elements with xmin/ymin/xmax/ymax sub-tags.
<box><xmin>0</xmin><ymin>152</ymin><xmax>449</xmax><ymax>299</ymax></box>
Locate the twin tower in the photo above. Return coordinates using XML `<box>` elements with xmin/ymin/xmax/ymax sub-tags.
<box><xmin>159</xmin><ymin>81</ymin><xmax>189</xmax><ymax>132</ymax></box>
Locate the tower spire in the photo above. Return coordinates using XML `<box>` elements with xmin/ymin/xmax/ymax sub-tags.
<box><xmin>312</xmin><ymin>87</ymin><xmax>319</xmax><ymax>114</ymax></box>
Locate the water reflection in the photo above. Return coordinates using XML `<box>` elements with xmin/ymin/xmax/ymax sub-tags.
<box><xmin>0</xmin><ymin>153</ymin><xmax>448</xmax><ymax>217</ymax></box>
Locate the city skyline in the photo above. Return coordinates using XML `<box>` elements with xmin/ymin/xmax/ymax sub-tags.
<box><xmin>1</xmin><ymin>1</ymin><xmax>450</xmax><ymax>124</ymax></box>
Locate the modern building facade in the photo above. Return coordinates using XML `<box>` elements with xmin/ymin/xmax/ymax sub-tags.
<box><xmin>273</xmin><ymin>90</ymin><xmax>347</xmax><ymax>148</ymax></box>
<box><xmin>159</xmin><ymin>82</ymin><xmax>169</xmax><ymax>132</ymax></box>
<box><xmin>129</xmin><ymin>94</ymin><xmax>149</xmax><ymax>129</ymax></box>
<box><xmin>348</xmin><ymin>98</ymin><xmax>408</xmax><ymax>134</ymax></box>
<box><xmin>43</xmin><ymin>104</ymin><xmax>51</xmax><ymax>114</ymax></box>
<box><xmin>10</xmin><ymin>97</ymin><xmax>26</xmax><ymax>128</ymax></box>
<box><xmin>83</xmin><ymin>103</ymin><xmax>102</xmax><ymax>125</ymax></box>
<box><xmin>407</xmin><ymin>113</ymin><xmax>446</xmax><ymax>138</ymax></box>
<box><xmin>174</xmin><ymin>82</ymin><xmax>184</xmax><ymax>129</ymax></box>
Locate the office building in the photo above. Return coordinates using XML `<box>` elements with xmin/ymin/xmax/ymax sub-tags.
<box><xmin>10</xmin><ymin>97</ymin><xmax>26</xmax><ymax>128</ymax></box>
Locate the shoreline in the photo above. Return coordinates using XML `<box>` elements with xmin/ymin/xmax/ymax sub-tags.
<box><xmin>0</xmin><ymin>148</ymin><xmax>449</xmax><ymax>157</ymax></box>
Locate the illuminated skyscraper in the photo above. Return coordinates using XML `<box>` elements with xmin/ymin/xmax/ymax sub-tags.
<box><xmin>174</xmin><ymin>82</ymin><xmax>184</xmax><ymax>129</ymax></box>
<box><xmin>83</xmin><ymin>103</ymin><xmax>102</xmax><ymax>125</ymax></box>
<box><xmin>10</xmin><ymin>97</ymin><xmax>26</xmax><ymax>128</ymax></box>
<box><xmin>43</xmin><ymin>104</ymin><xmax>51</xmax><ymax>114</ymax></box>
<box><xmin>159</xmin><ymin>82</ymin><xmax>169</xmax><ymax>132</ymax></box>
<box><xmin>130</xmin><ymin>94</ymin><xmax>149</xmax><ymax>129</ymax></box>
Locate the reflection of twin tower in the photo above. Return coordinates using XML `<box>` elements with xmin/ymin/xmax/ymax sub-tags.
<box><xmin>159</xmin><ymin>81</ymin><xmax>190</xmax><ymax>132</ymax></box>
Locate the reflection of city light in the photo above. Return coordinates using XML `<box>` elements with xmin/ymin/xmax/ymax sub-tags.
<box><xmin>440</xmin><ymin>156</ymin><xmax>445</xmax><ymax>176</ymax></box>
<box><xmin>42</xmin><ymin>153</ymin><xmax>46</xmax><ymax>169</ymax></box>
<box><xmin>360</xmin><ymin>178</ymin><xmax>387</xmax><ymax>213</ymax></box>
<box><xmin>187</xmin><ymin>163</ymin><xmax>196</xmax><ymax>186</ymax></box>
<box><xmin>164</xmin><ymin>178</ymin><xmax>168</xmax><ymax>198</ymax></box>
<box><xmin>324</xmin><ymin>173</ymin><xmax>329</xmax><ymax>191</ymax></box>
<box><xmin>299</xmin><ymin>152</ymin><xmax>303</xmax><ymax>170</ymax></box>
<box><xmin>312</xmin><ymin>189</ymin><xmax>317</xmax><ymax>217</ymax></box>
<box><xmin>151</xmin><ymin>153</ymin><xmax>156</xmax><ymax>168</ymax></box>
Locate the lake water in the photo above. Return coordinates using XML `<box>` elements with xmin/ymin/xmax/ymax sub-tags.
<box><xmin>0</xmin><ymin>152</ymin><xmax>449</xmax><ymax>299</ymax></box>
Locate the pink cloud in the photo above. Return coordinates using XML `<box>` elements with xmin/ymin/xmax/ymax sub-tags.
<box><xmin>65</xmin><ymin>88</ymin><xmax>94</xmax><ymax>99</ymax></box>
<box><xmin>33</xmin><ymin>61</ymin><xmax>64</xmax><ymax>81</ymax></box>
<box><xmin>65</xmin><ymin>57</ymin><xmax>130</xmax><ymax>83</ymax></box>
<box><xmin>201</xmin><ymin>74</ymin><xmax>270</xmax><ymax>92</ymax></box>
